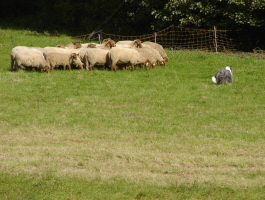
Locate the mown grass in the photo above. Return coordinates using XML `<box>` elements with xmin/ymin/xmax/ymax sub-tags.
<box><xmin>1</xmin><ymin>174</ymin><xmax>265</xmax><ymax>200</ymax></box>
<box><xmin>0</xmin><ymin>28</ymin><xmax>265</xmax><ymax>199</ymax></box>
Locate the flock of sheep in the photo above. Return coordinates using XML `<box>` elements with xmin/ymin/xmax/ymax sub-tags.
<box><xmin>10</xmin><ymin>39</ymin><xmax>169</xmax><ymax>73</ymax></box>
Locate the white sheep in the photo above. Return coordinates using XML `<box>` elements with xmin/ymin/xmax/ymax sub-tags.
<box><xmin>96</xmin><ymin>38</ymin><xmax>116</xmax><ymax>50</ymax></box>
<box><xmin>79</xmin><ymin>48</ymin><xmax>109</xmax><ymax>70</ymax></box>
<box><xmin>116</xmin><ymin>40</ymin><xmax>169</xmax><ymax>62</ymax></box>
<box><xmin>81</xmin><ymin>43</ymin><xmax>97</xmax><ymax>48</ymax></box>
<box><xmin>135</xmin><ymin>47</ymin><xmax>165</xmax><ymax>68</ymax></box>
<box><xmin>11</xmin><ymin>46</ymin><xmax>39</xmax><ymax>70</ymax></box>
<box><xmin>65</xmin><ymin>41</ymin><xmax>82</xmax><ymax>49</ymax></box>
<box><xmin>45</xmin><ymin>52</ymin><xmax>84</xmax><ymax>70</ymax></box>
<box><xmin>115</xmin><ymin>40</ymin><xmax>142</xmax><ymax>48</ymax></box>
<box><xmin>107</xmin><ymin>47</ymin><xmax>151</xmax><ymax>71</ymax></box>
<box><xmin>143</xmin><ymin>41</ymin><xmax>169</xmax><ymax>62</ymax></box>
<box><xmin>41</xmin><ymin>47</ymin><xmax>84</xmax><ymax>58</ymax></box>
<box><xmin>11</xmin><ymin>47</ymin><xmax>50</xmax><ymax>73</ymax></box>
<box><xmin>10</xmin><ymin>46</ymin><xmax>50</xmax><ymax>72</ymax></box>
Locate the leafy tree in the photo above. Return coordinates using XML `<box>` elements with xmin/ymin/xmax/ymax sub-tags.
<box><xmin>1</xmin><ymin>0</ymin><xmax>265</xmax><ymax>50</ymax></box>
<box><xmin>150</xmin><ymin>0</ymin><xmax>265</xmax><ymax>30</ymax></box>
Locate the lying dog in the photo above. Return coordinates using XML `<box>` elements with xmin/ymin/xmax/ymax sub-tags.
<box><xmin>212</xmin><ymin>66</ymin><xmax>233</xmax><ymax>84</ymax></box>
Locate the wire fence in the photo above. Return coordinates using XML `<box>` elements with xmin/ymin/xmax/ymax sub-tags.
<box><xmin>75</xmin><ymin>25</ymin><xmax>236</xmax><ymax>52</ymax></box>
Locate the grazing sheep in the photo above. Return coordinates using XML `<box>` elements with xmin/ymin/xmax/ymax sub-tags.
<box><xmin>143</xmin><ymin>41</ymin><xmax>169</xmax><ymax>62</ymax></box>
<box><xmin>11</xmin><ymin>48</ymin><xmax>50</xmax><ymax>73</ymax></box>
<box><xmin>45</xmin><ymin>52</ymin><xmax>84</xmax><ymax>70</ymax></box>
<box><xmin>116</xmin><ymin>39</ymin><xmax>142</xmax><ymax>48</ymax></box>
<box><xmin>96</xmin><ymin>38</ymin><xmax>116</xmax><ymax>50</ymax></box>
<box><xmin>10</xmin><ymin>46</ymin><xmax>48</xmax><ymax>72</ymax></box>
<box><xmin>42</xmin><ymin>47</ymin><xmax>73</xmax><ymax>54</ymax></box>
<box><xmin>79</xmin><ymin>48</ymin><xmax>109</xmax><ymax>70</ymax></box>
<box><xmin>107</xmin><ymin>47</ymin><xmax>151</xmax><ymax>71</ymax></box>
<box><xmin>135</xmin><ymin>47</ymin><xmax>165</xmax><ymax>68</ymax></box>
<box><xmin>81</xmin><ymin>43</ymin><xmax>97</xmax><ymax>48</ymax></box>
<box><xmin>116</xmin><ymin>40</ymin><xmax>168</xmax><ymax>63</ymax></box>
<box><xmin>56</xmin><ymin>44</ymin><xmax>66</xmax><ymax>48</ymax></box>
<box><xmin>66</xmin><ymin>41</ymin><xmax>82</xmax><ymax>49</ymax></box>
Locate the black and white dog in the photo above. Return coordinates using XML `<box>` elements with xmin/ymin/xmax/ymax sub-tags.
<box><xmin>212</xmin><ymin>66</ymin><xmax>233</xmax><ymax>84</ymax></box>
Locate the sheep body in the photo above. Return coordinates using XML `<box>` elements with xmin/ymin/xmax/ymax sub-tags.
<box><xmin>66</xmin><ymin>42</ymin><xmax>82</xmax><ymax>49</ymax></box>
<box><xmin>116</xmin><ymin>40</ymin><xmax>142</xmax><ymax>48</ymax></box>
<box><xmin>143</xmin><ymin>41</ymin><xmax>169</xmax><ymax>62</ymax></box>
<box><xmin>11</xmin><ymin>46</ymin><xmax>43</xmax><ymax>69</ymax></box>
<box><xmin>45</xmin><ymin>52</ymin><xmax>83</xmax><ymax>70</ymax></box>
<box><xmin>96</xmin><ymin>39</ymin><xmax>116</xmax><ymax>50</ymax></box>
<box><xmin>42</xmin><ymin>47</ymin><xmax>78</xmax><ymax>55</ymax></box>
<box><xmin>81</xmin><ymin>43</ymin><xmax>97</xmax><ymax>48</ymax></box>
<box><xmin>11</xmin><ymin>46</ymin><xmax>50</xmax><ymax>72</ymax></box>
<box><xmin>12</xmin><ymin>48</ymin><xmax>50</xmax><ymax>72</ymax></box>
<box><xmin>107</xmin><ymin>47</ymin><xmax>151</xmax><ymax>70</ymax></box>
<box><xmin>79</xmin><ymin>48</ymin><xmax>109</xmax><ymax>70</ymax></box>
<box><xmin>117</xmin><ymin>40</ymin><xmax>169</xmax><ymax>62</ymax></box>
<box><xmin>135</xmin><ymin>47</ymin><xmax>165</xmax><ymax>67</ymax></box>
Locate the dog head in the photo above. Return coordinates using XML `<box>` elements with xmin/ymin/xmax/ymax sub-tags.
<box><xmin>225</xmin><ymin>66</ymin><xmax>233</xmax><ymax>76</ymax></box>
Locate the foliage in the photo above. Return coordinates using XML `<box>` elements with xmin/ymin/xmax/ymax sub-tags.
<box><xmin>151</xmin><ymin>0</ymin><xmax>265</xmax><ymax>29</ymax></box>
<box><xmin>1</xmin><ymin>0</ymin><xmax>265</xmax><ymax>34</ymax></box>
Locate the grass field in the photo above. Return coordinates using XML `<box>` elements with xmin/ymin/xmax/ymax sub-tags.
<box><xmin>0</xmin><ymin>28</ymin><xmax>265</xmax><ymax>199</ymax></box>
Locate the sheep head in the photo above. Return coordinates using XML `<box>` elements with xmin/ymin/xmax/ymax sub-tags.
<box><xmin>42</xmin><ymin>65</ymin><xmax>51</xmax><ymax>73</ymax></box>
<box><xmin>87</xmin><ymin>43</ymin><xmax>96</xmax><ymax>48</ymax></box>
<box><xmin>164</xmin><ymin>56</ymin><xmax>169</xmax><ymax>62</ymax></box>
<box><xmin>103</xmin><ymin>38</ymin><xmax>116</xmax><ymax>49</ymax></box>
<box><xmin>70</xmin><ymin>53</ymin><xmax>84</xmax><ymax>69</ymax></box>
<box><xmin>103</xmin><ymin>38</ymin><xmax>111</xmax><ymax>43</ymax></box>
<box><xmin>144</xmin><ymin>60</ymin><xmax>152</xmax><ymax>70</ymax></box>
<box><xmin>73</xmin><ymin>42</ymin><xmax>82</xmax><ymax>49</ymax></box>
<box><xmin>57</xmin><ymin>44</ymin><xmax>66</xmax><ymax>48</ymax></box>
<box><xmin>159</xmin><ymin>60</ymin><xmax>166</xmax><ymax>66</ymax></box>
<box><xmin>133</xmin><ymin>39</ymin><xmax>142</xmax><ymax>48</ymax></box>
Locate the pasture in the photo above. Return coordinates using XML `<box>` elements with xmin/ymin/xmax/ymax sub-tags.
<box><xmin>0</xmin><ymin>28</ymin><xmax>265</xmax><ymax>199</ymax></box>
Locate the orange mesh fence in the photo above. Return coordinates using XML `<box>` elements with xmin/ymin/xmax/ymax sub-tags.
<box><xmin>75</xmin><ymin>25</ymin><xmax>236</xmax><ymax>52</ymax></box>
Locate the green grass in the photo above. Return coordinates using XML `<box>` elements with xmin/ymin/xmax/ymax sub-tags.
<box><xmin>1</xmin><ymin>174</ymin><xmax>265</xmax><ymax>200</ymax></box>
<box><xmin>0</xmin><ymin>28</ymin><xmax>265</xmax><ymax>199</ymax></box>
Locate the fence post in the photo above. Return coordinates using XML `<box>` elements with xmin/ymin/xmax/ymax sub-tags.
<box><xmin>154</xmin><ymin>32</ymin><xmax>157</xmax><ymax>43</ymax></box>
<box><xmin>98</xmin><ymin>34</ymin><xmax>101</xmax><ymax>44</ymax></box>
<box><xmin>214</xmin><ymin>26</ymin><xmax>218</xmax><ymax>52</ymax></box>
<box><xmin>171</xmin><ymin>25</ymin><xmax>174</xmax><ymax>48</ymax></box>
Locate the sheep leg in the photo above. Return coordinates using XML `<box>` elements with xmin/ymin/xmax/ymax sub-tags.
<box><xmin>111</xmin><ymin>65</ymin><xmax>117</xmax><ymax>71</ymax></box>
<box><xmin>85</xmin><ymin>64</ymin><xmax>89</xmax><ymax>70</ymax></box>
<box><xmin>16</xmin><ymin>65</ymin><xmax>20</xmax><ymax>71</ymax></box>
<box><xmin>125</xmin><ymin>64</ymin><xmax>131</xmax><ymax>70</ymax></box>
<box><xmin>10</xmin><ymin>55</ymin><xmax>14</xmax><ymax>71</ymax></box>
<box><xmin>14</xmin><ymin>62</ymin><xmax>20</xmax><ymax>71</ymax></box>
<box><xmin>130</xmin><ymin>63</ymin><xmax>135</xmax><ymax>71</ymax></box>
<box><xmin>85</xmin><ymin>57</ymin><xmax>89</xmax><ymax>70</ymax></box>
<box><xmin>89</xmin><ymin>64</ymin><xmax>94</xmax><ymax>70</ymax></box>
<box><xmin>79</xmin><ymin>64</ymin><xmax>84</xmax><ymax>70</ymax></box>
